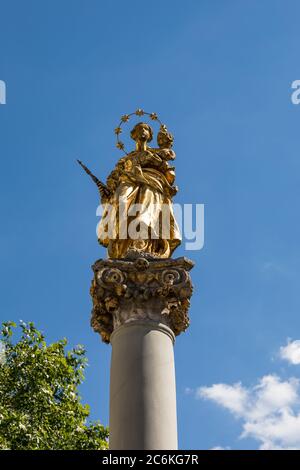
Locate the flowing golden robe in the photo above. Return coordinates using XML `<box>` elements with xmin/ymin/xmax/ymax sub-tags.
<box><xmin>97</xmin><ymin>149</ymin><xmax>181</xmax><ymax>258</ymax></box>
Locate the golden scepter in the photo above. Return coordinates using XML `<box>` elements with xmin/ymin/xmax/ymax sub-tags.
<box><xmin>77</xmin><ymin>160</ymin><xmax>111</xmax><ymax>201</ymax></box>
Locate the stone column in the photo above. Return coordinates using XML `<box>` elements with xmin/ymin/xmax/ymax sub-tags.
<box><xmin>90</xmin><ymin>253</ymin><xmax>194</xmax><ymax>450</ymax></box>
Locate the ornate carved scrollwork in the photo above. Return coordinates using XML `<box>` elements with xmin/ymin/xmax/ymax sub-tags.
<box><xmin>90</xmin><ymin>255</ymin><xmax>194</xmax><ymax>343</ymax></box>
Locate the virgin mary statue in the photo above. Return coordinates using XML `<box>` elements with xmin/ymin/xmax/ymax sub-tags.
<box><xmin>79</xmin><ymin>117</ymin><xmax>181</xmax><ymax>259</ymax></box>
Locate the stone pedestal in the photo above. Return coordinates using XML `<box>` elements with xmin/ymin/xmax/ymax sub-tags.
<box><xmin>90</xmin><ymin>253</ymin><xmax>194</xmax><ymax>450</ymax></box>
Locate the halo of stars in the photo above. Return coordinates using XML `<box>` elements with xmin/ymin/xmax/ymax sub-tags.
<box><xmin>114</xmin><ymin>109</ymin><xmax>164</xmax><ymax>154</ymax></box>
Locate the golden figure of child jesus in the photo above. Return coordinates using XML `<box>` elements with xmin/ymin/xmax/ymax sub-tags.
<box><xmin>78</xmin><ymin>116</ymin><xmax>181</xmax><ymax>259</ymax></box>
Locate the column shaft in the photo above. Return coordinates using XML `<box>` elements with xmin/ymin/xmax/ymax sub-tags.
<box><xmin>109</xmin><ymin>321</ymin><xmax>178</xmax><ymax>450</ymax></box>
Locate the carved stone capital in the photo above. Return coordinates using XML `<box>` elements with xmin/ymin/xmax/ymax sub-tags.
<box><xmin>90</xmin><ymin>254</ymin><xmax>194</xmax><ymax>343</ymax></box>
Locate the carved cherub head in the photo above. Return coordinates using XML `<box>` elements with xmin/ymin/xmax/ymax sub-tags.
<box><xmin>157</xmin><ymin>125</ymin><xmax>174</xmax><ymax>149</ymax></box>
<box><xmin>130</xmin><ymin>122</ymin><xmax>153</xmax><ymax>147</ymax></box>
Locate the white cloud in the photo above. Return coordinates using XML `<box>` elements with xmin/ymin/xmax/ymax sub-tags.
<box><xmin>197</xmin><ymin>375</ymin><xmax>300</xmax><ymax>450</ymax></box>
<box><xmin>198</xmin><ymin>382</ymin><xmax>248</xmax><ymax>416</ymax></box>
<box><xmin>280</xmin><ymin>339</ymin><xmax>300</xmax><ymax>365</ymax></box>
<box><xmin>210</xmin><ymin>446</ymin><xmax>231</xmax><ymax>450</ymax></box>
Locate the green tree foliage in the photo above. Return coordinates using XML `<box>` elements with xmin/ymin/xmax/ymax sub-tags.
<box><xmin>0</xmin><ymin>321</ymin><xmax>108</xmax><ymax>450</ymax></box>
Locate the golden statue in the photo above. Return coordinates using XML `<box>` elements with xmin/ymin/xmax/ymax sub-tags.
<box><xmin>78</xmin><ymin>110</ymin><xmax>181</xmax><ymax>259</ymax></box>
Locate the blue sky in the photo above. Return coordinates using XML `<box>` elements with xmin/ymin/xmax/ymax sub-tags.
<box><xmin>1</xmin><ymin>0</ymin><xmax>300</xmax><ymax>449</ymax></box>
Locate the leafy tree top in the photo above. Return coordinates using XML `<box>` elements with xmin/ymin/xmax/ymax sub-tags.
<box><xmin>0</xmin><ymin>321</ymin><xmax>108</xmax><ymax>450</ymax></box>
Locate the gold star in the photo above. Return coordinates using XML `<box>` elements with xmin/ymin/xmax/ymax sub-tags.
<box><xmin>121</xmin><ymin>114</ymin><xmax>130</xmax><ymax>123</ymax></box>
<box><xmin>114</xmin><ymin>127</ymin><xmax>122</xmax><ymax>135</ymax></box>
<box><xmin>116</xmin><ymin>141</ymin><xmax>125</xmax><ymax>150</ymax></box>
<box><xmin>150</xmin><ymin>112</ymin><xmax>158</xmax><ymax>120</ymax></box>
<box><xmin>135</xmin><ymin>108</ymin><xmax>144</xmax><ymax>116</ymax></box>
